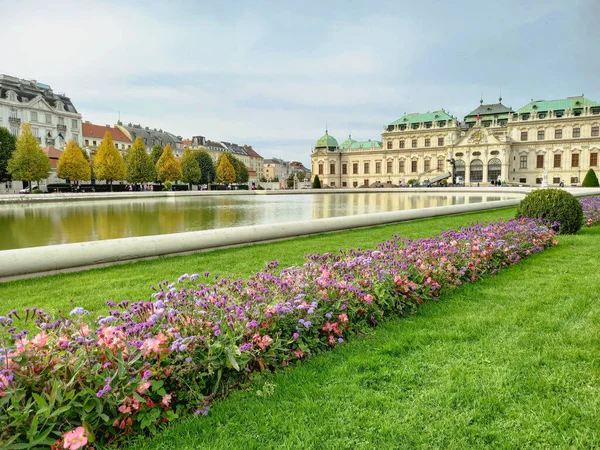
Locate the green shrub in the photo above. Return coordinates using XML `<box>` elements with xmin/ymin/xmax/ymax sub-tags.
<box><xmin>163</xmin><ymin>181</ymin><xmax>172</xmax><ymax>191</ymax></box>
<box><xmin>516</xmin><ymin>188</ymin><xmax>583</xmax><ymax>234</ymax></box>
<box><xmin>312</xmin><ymin>175</ymin><xmax>321</xmax><ymax>189</ymax></box>
<box><xmin>582</xmin><ymin>169</ymin><xmax>599</xmax><ymax>187</ymax></box>
<box><xmin>257</xmin><ymin>185</ymin><xmax>264</xmax><ymax>190</ymax></box>
<box><xmin>440</xmin><ymin>179</ymin><xmax>448</xmax><ymax>186</ymax></box>
<box><xmin>32</xmin><ymin>189</ymin><xmax>43</xmax><ymax>194</ymax></box>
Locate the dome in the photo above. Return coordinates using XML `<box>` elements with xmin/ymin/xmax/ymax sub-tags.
<box><xmin>339</xmin><ymin>134</ymin><xmax>357</xmax><ymax>150</ymax></box>
<box><xmin>315</xmin><ymin>131</ymin><xmax>338</xmax><ymax>150</ymax></box>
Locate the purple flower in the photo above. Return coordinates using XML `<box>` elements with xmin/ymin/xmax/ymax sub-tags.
<box><xmin>292</xmin><ymin>333</ymin><xmax>299</xmax><ymax>340</ymax></box>
<box><xmin>246</xmin><ymin>320</ymin><xmax>258</xmax><ymax>328</ymax></box>
<box><xmin>69</xmin><ymin>307</ymin><xmax>88</xmax><ymax>316</ymax></box>
<box><xmin>214</xmin><ymin>329</ymin><xmax>221</xmax><ymax>337</ymax></box>
<box><xmin>240</xmin><ymin>343</ymin><xmax>252</xmax><ymax>352</ymax></box>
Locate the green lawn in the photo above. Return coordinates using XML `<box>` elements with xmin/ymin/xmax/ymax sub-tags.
<box><xmin>0</xmin><ymin>207</ymin><xmax>516</xmax><ymax>315</ymax></box>
<box><xmin>127</xmin><ymin>224</ymin><xmax>600</xmax><ymax>449</ymax></box>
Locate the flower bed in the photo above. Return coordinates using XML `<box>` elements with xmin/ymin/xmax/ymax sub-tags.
<box><xmin>0</xmin><ymin>219</ymin><xmax>559</xmax><ymax>448</ymax></box>
<box><xmin>580</xmin><ymin>196</ymin><xmax>600</xmax><ymax>227</ymax></box>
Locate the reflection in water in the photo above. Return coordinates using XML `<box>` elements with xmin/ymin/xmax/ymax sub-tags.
<box><xmin>0</xmin><ymin>193</ymin><xmax>520</xmax><ymax>250</ymax></box>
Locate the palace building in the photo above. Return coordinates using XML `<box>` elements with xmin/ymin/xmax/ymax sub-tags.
<box><xmin>311</xmin><ymin>95</ymin><xmax>600</xmax><ymax>187</ymax></box>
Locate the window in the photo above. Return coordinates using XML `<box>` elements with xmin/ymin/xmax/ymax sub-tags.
<box><xmin>375</xmin><ymin>162</ymin><xmax>381</xmax><ymax>174</ymax></box>
<box><xmin>592</xmin><ymin>126</ymin><xmax>599</xmax><ymax>137</ymax></box>
<box><xmin>520</xmin><ymin>155</ymin><xmax>527</xmax><ymax>169</ymax></box>
<box><xmin>387</xmin><ymin>160</ymin><xmax>392</xmax><ymax>173</ymax></box>
<box><xmin>553</xmin><ymin>154</ymin><xmax>561</xmax><ymax>168</ymax></box>
<box><xmin>573</xmin><ymin>127</ymin><xmax>580</xmax><ymax>138</ymax></box>
<box><xmin>519</xmin><ymin>178</ymin><xmax>527</xmax><ymax>183</ymax></box>
<box><xmin>318</xmin><ymin>164</ymin><xmax>323</xmax><ymax>175</ymax></box>
<box><xmin>72</xmin><ymin>133</ymin><xmax>79</xmax><ymax>142</ymax></box>
<box><xmin>424</xmin><ymin>160</ymin><xmax>431</xmax><ymax>171</ymax></box>
<box><xmin>425</xmin><ymin>138</ymin><xmax>430</xmax><ymax>147</ymax></box>
<box><xmin>71</xmin><ymin>119</ymin><xmax>78</xmax><ymax>128</ymax></box>
<box><xmin>437</xmin><ymin>159</ymin><xmax>444</xmax><ymax>171</ymax></box>
<box><xmin>330</xmin><ymin>182</ymin><xmax>335</xmax><ymax>187</ymax></box>
<box><xmin>399</xmin><ymin>140</ymin><xmax>405</xmax><ymax>149</ymax></box>
<box><xmin>536</xmin><ymin>155</ymin><xmax>544</xmax><ymax>169</ymax></box>
<box><xmin>329</xmin><ymin>163</ymin><xmax>335</xmax><ymax>174</ymax></box>
<box><xmin>521</xmin><ymin>131</ymin><xmax>528</xmax><ymax>141</ymax></box>
<box><xmin>32</xmin><ymin>127</ymin><xmax>39</xmax><ymax>138</ymax></box>
<box><xmin>342</xmin><ymin>182</ymin><xmax>347</xmax><ymax>187</ymax></box>
<box><xmin>591</xmin><ymin>153</ymin><xmax>598</xmax><ymax>167</ymax></box>
<box><xmin>387</xmin><ymin>141</ymin><xmax>392</xmax><ymax>149</ymax></box>
<box><xmin>45</xmin><ymin>114</ymin><xmax>51</xmax><ymax>124</ymax></box>
<box><xmin>571</xmin><ymin>177</ymin><xmax>579</xmax><ymax>184</ymax></box>
<box><xmin>30</xmin><ymin>111</ymin><xmax>38</xmax><ymax>122</ymax></box>
<box><xmin>399</xmin><ymin>160</ymin><xmax>405</xmax><ymax>173</ymax></box>
<box><xmin>58</xmin><ymin>117</ymin><xmax>64</xmax><ymax>125</ymax></box>
<box><xmin>536</xmin><ymin>178</ymin><xmax>542</xmax><ymax>185</ymax></box>
<box><xmin>10</xmin><ymin>127</ymin><xmax>18</xmax><ymax>136</ymax></box>
<box><xmin>93</xmin><ymin>140</ymin><xmax>97</xmax><ymax>146</ymax></box>
<box><xmin>412</xmin><ymin>139</ymin><xmax>417</xmax><ymax>148</ymax></box>
<box><xmin>571</xmin><ymin>153</ymin><xmax>579</xmax><ymax>167</ymax></box>
<box><xmin>85</xmin><ymin>139</ymin><xmax>89</xmax><ymax>145</ymax></box>
<box><xmin>438</xmin><ymin>137</ymin><xmax>444</xmax><ymax>146</ymax></box>
<box><xmin>555</xmin><ymin>128</ymin><xmax>562</xmax><ymax>139</ymax></box>
<box><xmin>553</xmin><ymin>177</ymin><xmax>561</xmax><ymax>184</ymax></box>
<box><xmin>342</xmin><ymin>163</ymin><xmax>347</xmax><ymax>175</ymax></box>
<box><xmin>537</xmin><ymin>130</ymin><xmax>544</xmax><ymax>140</ymax></box>
<box><xmin>353</xmin><ymin>163</ymin><xmax>358</xmax><ymax>174</ymax></box>
<box><xmin>364</xmin><ymin>162</ymin><xmax>370</xmax><ymax>174</ymax></box>
<box><xmin>411</xmin><ymin>160</ymin><xmax>417</xmax><ymax>172</ymax></box>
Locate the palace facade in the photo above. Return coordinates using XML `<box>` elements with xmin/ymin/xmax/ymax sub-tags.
<box><xmin>311</xmin><ymin>95</ymin><xmax>600</xmax><ymax>187</ymax></box>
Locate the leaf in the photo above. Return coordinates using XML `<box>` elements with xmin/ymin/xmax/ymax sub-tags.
<box><xmin>83</xmin><ymin>419</ymin><xmax>96</xmax><ymax>443</ymax></box>
<box><xmin>32</xmin><ymin>393</ymin><xmax>48</xmax><ymax>411</ymax></box>
<box><xmin>151</xmin><ymin>379</ymin><xmax>164</xmax><ymax>392</ymax></box>
<box><xmin>225</xmin><ymin>348</ymin><xmax>240</xmax><ymax>371</ymax></box>
<box><xmin>83</xmin><ymin>398</ymin><xmax>95</xmax><ymax>413</ymax></box>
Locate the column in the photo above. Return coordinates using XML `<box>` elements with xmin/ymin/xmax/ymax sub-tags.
<box><xmin>465</xmin><ymin>153</ymin><xmax>471</xmax><ymax>185</ymax></box>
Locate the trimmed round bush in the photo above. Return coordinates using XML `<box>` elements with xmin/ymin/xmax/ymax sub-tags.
<box><xmin>32</xmin><ymin>189</ymin><xmax>44</xmax><ymax>194</ymax></box>
<box><xmin>516</xmin><ymin>188</ymin><xmax>583</xmax><ymax>234</ymax></box>
<box><xmin>582</xmin><ymin>169</ymin><xmax>599</xmax><ymax>187</ymax></box>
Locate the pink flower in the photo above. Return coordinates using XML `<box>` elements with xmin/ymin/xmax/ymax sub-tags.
<box><xmin>338</xmin><ymin>313</ymin><xmax>348</xmax><ymax>323</ymax></box>
<box><xmin>79</xmin><ymin>324</ymin><xmax>91</xmax><ymax>337</ymax></box>
<box><xmin>63</xmin><ymin>426</ymin><xmax>88</xmax><ymax>450</ymax></box>
<box><xmin>363</xmin><ymin>294</ymin><xmax>373</xmax><ymax>305</ymax></box>
<box><xmin>31</xmin><ymin>332</ymin><xmax>48</xmax><ymax>348</ymax></box>
<box><xmin>161</xmin><ymin>393</ymin><xmax>172</xmax><ymax>407</ymax></box>
<box><xmin>141</xmin><ymin>338</ymin><xmax>162</xmax><ymax>356</ymax></box>
<box><xmin>136</xmin><ymin>381</ymin><xmax>151</xmax><ymax>394</ymax></box>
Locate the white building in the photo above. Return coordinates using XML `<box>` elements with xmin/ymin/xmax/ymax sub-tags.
<box><xmin>0</xmin><ymin>74</ymin><xmax>83</xmax><ymax>193</ymax></box>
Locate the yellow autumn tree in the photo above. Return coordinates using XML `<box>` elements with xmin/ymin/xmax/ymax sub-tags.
<box><xmin>57</xmin><ymin>139</ymin><xmax>91</xmax><ymax>185</ymax></box>
<box><xmin>156</xmin><ymin>144</ymin><xmax>182</xmax><ymax>182</ymax></box>
<box><xmin>216</xmin><ymin>153</ymin><xmax>236</xmax><ymax>185</ymax></box>
<box><xmin>8</xmin><ymin>123</ymin><xmax>51</xmax><ymax>191</ymax></box>
<box><xmin>94</xmin><ymin>132</ymin><xmax>126</xmax><ymax>191</ymax></box>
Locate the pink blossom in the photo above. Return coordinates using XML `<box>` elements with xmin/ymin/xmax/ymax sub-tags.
<box><xmin>161</xmin><ymin>393</ymin><xmax>172</xmax><ymax>407</ymax></box>
<box><xmin>338</xmin><ymin>313</ymin><xmax>348</xmax><ymax>323</ymax></box>
<box><xmin>63</xmin><ymin>426</ymin><xmax>87</xmax><ymax>450</ymax></box>
<box><xmin>31</xmin><ymin>332</ymin><xmax>48</xmax><ymax>348</ymax></box>
<box><xmin>136</xmin><ymin>381</ymin><xmax>151</xmax><ymax>394</ymax></box>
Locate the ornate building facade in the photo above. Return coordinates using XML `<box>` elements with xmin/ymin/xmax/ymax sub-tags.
<box><xmin>311</xmin><ymin>95</ymin><xmax>600</xmax><ymax>187</ymax></box>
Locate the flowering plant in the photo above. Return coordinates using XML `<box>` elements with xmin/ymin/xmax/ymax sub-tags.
<box><xmin>580</xmin><ymin>196</ymin><xmax>600</xmax><ymax>227</ymax></box>
<box><xmin>0</xmin><ymin>218</ymin><xmax>560</xmax><ymax>447</ymax></box>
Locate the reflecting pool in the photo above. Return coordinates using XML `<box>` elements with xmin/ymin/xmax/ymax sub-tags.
<box><xmin>0</xmin><ymin>192</ymin><xmax>521</xmax><ymax>250</ymax></box>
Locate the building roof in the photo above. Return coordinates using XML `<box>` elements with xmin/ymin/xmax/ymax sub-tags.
<box><xmin>243</xmin><ymin>145</ymin><xmax>263</xmax><ymax>159</ymax></box>
<box><xmin>517</xmin><ymin>96</ymin><xmax>600</xmax><ymax>114</ymax></box>
<box><xmin>180</xmin><ymin>139</ymin><xmax>192</xmax><ymax>146</ymax></box>
<box><xmin>118</xmin><ymin>122</ymin><xmax>181</xmax><ymax>148</ymax></box>
<box><xmin>342</xmin><ymin>140</ymin><xmax>382</xmax><ymax>151</ymax></box>
<box><xmin>339</xmin><ymin>135</ymin><xmax>357</xmax><ymax>149</ymax></box>
<box><xmin>43</xmin><ymin>146</ymin><xmax>62</xmax><ymax>167</ymax></box>
<box><xmin>82</xmin><ymin>122</ymin><xmax>132</xmax><ymax>143</ymax></box>
<box><xmin>389</xmin><ymin>110</ymin><xmax>453</xmax><ymax>126</ymax></box>
<box><xmin>465</xmin><ymin>101</ymin><xmax>513</xmax><ymax>120</ymax></box>
<box><xmin>0</xmin><ymin>74</ymin><xmax>79</xmax><ymax>114</ymax></box>
<box><xmin>315</xmin><ymin>131</ymin><xmax>338</xmax><ymax>149</ymax></box>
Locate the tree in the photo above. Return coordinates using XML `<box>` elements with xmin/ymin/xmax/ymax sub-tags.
<box><xmin>94</xmin><ymin>131</ymin><xmax>126</xmax><ymax>191</ymax></box>
<box><xmin>297</xmin><ymin>172</ymin><xmax>306</xmax><ymax>182</ymax></box>
<box><xmin>57</xmin><ymin>139</ymin><xmax>91</xmax><ymax>185</ymax></box>
<box><xmin>194</xmin><ymin>151</ymin><xmax>216</xmax><ymax>185</ymax></box>
<box><xmin>156</xmin><ymin>144</ymin><xmax>182</xmax><ymax>182</ymax></box>
<box><xmin>312</xmin><ymin>174</ymin><xmax>321</xmax><ymax>189</ymax></box>
<box><xmin>226</xmin><ymin>153</ymin><xmax>250</xmax><ymax>184</ymax></box>
<box><xmin>180</xmin><ymin>147</ymin><xmax>201</xmax><ymax>188</ymax></box>
<box><xmin>0</xmin><ymin>127</ymin><xmax>17</xmax><ymax>182</ymax></box>
<box><xmin>216</xmin><ymin>153</ymin><xmax>236</xmax><ymax>185</ymax></box>
<box><xmin>126</xmin><ymin>136</ymin><xmax>155</xmax><ymax>185</ymax></box>
<box><xmin>8</xmin><ymin>123</ymin><xmax>51</xmax><ymax>191</ymax></box>
<box><xmin>582</xmin><ymin>168</ymin><xmax>599</xmax><ymax>187</ymax></box>
<box><xmin>151</xmin><ymin>144</ymin><xmax>163</xmax><ymax>165</ymax></box>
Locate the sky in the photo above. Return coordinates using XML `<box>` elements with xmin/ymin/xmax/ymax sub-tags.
<box><xmin>2</xmin><ymin>0</ymin><xmax>600</xmax><ymax>165</ymax></box>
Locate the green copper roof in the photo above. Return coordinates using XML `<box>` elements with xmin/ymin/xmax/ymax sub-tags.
<box><xmin>315</xmin><ymin>132</ymin><xmax>338</xmax><ymax>149</ymax></box>
<box><xmin>517</xmin><ymin>96</ymin><xmax>600</xmax><ymax>114</ymax></box>
<box><xmin>389</xmin><ymin>110</ymin><xmax>453</xmax><ymax>126</ymax></box>
<box><xmin>342</xmin><ymin>140</ymin><xmax>382</xmax><ymax>151</ymax></box>
<box><xmin>465</xmin><ymin>102</ymin><xmax>512</xmax><ymax>118</ymax></box>
<box><xmin>339</xmin><ymin>135</ymin><xmax>357</xmax><ymax>149</ymax></box>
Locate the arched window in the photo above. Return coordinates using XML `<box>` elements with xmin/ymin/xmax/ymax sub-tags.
<box><xmin>488</xmin><ymin>158</ymin><xmax>502</xmax><ymax>182</ymax></box>
<box><xmin>470</xmin><ymin>159</ymin><xmax>483</xmax><ymax>182</ymax></box>
<box><xmin>455</xmin><ymin>160</ymin><xmax>465</xmax><ymax>179</ymax></box>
